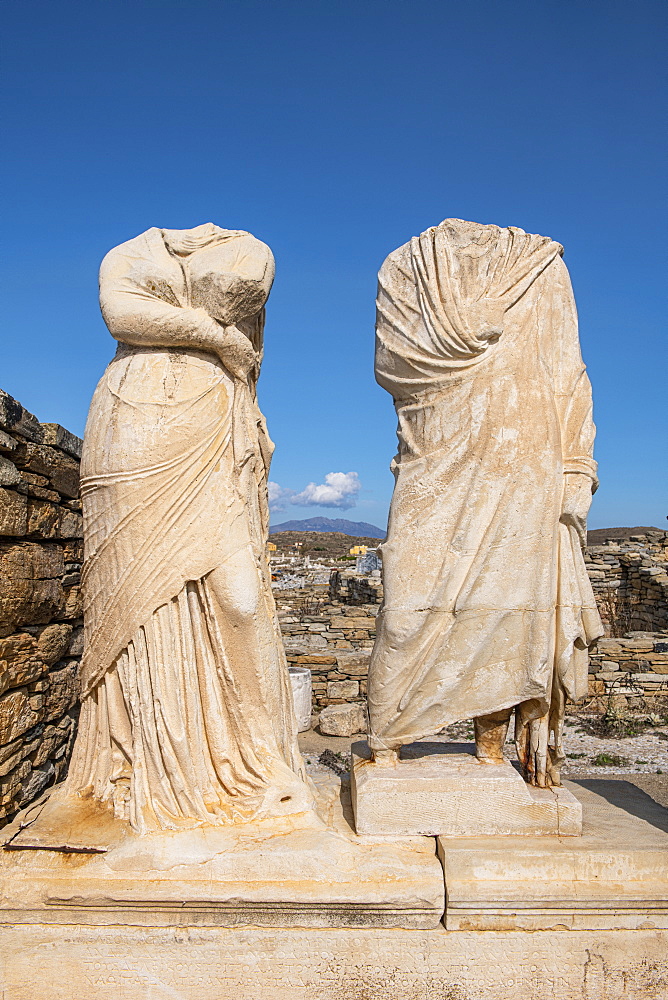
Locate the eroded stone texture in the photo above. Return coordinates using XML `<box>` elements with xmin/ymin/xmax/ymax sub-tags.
<box><xmin>0</xmin><ymin>925</ymin><xmax>665</xmax><ymax>999</ymax></box>
<box><xmin>351</xmin><ymin>741</ymin><xmax>582</xmax><ymax>837</ymax></box>
<box><xmin>0</xmin><ymin>391</ymin><xmax>83</xmax><ymax>823</ymax></box>
<box><xmin>54</xmin><ymin>224</ymin><xmax>313</xmax><ymax>837</ymax></box>
<box><xmin>366</xmin><ymin>219</ymin><xmax>603</xmax><ymax>791</ymax></box>
<box><xmin>320</xmin><ymin>703</ymin><xmax>367</xmax><ymax>737</ymax></box>
<box><xmin>1</xmin><ymin>771</ymin><xmax>444</xmax><ymax>930</ymax></box>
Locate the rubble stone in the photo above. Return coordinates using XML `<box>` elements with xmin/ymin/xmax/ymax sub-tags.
<box><xmin>0</xmin><ymin>394</ymin><xmax>83</xmax><ymax>825</ymax></box>
<box><xmin>319</xmin><ymin>702</ymin><xmax>366</xmax><ymax>737</ymax></box>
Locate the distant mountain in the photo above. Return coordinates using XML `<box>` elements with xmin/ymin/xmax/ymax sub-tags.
<box><xmin>270</xmin><ymin>516</ymin><xmax>386</xmax><ymax>539</ymax></box>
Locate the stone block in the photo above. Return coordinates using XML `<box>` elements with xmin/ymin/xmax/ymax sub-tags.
<box><xmin>596</xmin><ymin>639</ymin><xmax>623</xmax><ymax>654</ymax></box>
<box><xmin>0</xmin><ymin>687</ymin><xmax>43</xmax><ymax>745</ymax></box>
<box><xmin>43</xmin><ymin>661</ymin><xmax>79</xmax><ymax>723</ymax></box>
<box><xmin>351</xmin><ymin>742</ymin><xmax>581</xmax><ymax>837</ymax></box>
<box><xmin>0</xmin><ymin>430</ymin><xmax>17</xmax><ymax>453</ymax></box>
<box><xmin>0</xmin><ymin>391</ymin><xmax>43</xmax><ymax>444</ymax></box>
<box><xmin>19</xmin><ymin>760</ymin><xmax>55</xmax><ymax>806</ymax></box>
<box><xmin>0</xmin><ymin>488</ymin><xmax>27</xmax><ymax>536</ymax></box>
<box><xmin>0</xmin><ymin>760</ymin><xmax>30</xmax><ymax>809</ymax></box>
<box><xmin>439</xmin><ymin>779</ymin><xmax>668</xmax><ymax>931</ymax></box>
<box><xmin>0</xmin><ymin>579</ymin><xmax>65</xmax><ymax>634</ymax></box>
<box><xmin>62</xmin><ymin>538</ymin><xmax>83</xmax><ymax>562</ymax></box>
<box><xmin>60</xmin><ymin>584</ymin><xmax>82</xmax><ymax>620</ymax></box>
<box><xmin>28</xmin><ymin>716</ymin><xmax>74</xmax><ymax>767</ymax></box>
<box><xmin>1</xmin><ymin>781</ymin><xmax>667</xmax><ymax>997</ymax></box>
<box><xmin>0</xmin><ymin>457</ymin><xmax>20</xmax><ymax>488</ymax></box>
<box><xmin>13</xmin><ymin>443</ymin><xmax>79</xmax><ymax>499</ymax></box>
<box><xmin>57</xmin><ymin>506</ymin><xmax>83</xmax><ymax>538</ymax></box>
<box><xmin>39</xmin><ymin>424</ymin><xmax>83</xmax><ymax>460</ymax></box>
<box><xmin>327</xmin><ymin>679</ymin><xmax>359</xmax><ymax>699</ymax></box>
<box><xmin>295</xmin><ymin>654</ymin><xmax>337</xmax><ymax>665</ymax></box>
<box><xmin>0</xmin><ymin>745</ymin><xmax>23</xmax><ymax>779</ymax></box>
<box><xmin>25</xmin><ymin>498</ymin><xmax>60</xmax><ymax>537</ymax></box>
<box><xmin>633</xmin><ymin>672</ymin><xmax>668</xmax><ymax>684</ymax></box>
<box><xmin>36</xmin><ymin>624</ymin><xmax>73</xmax><ymax>666</ymax></box>
<box><xmin>0</xmin><ymin>541</ymin><xmax>64</xmax><ymax>581</ymax></box>
<box><xmin>335</xmin><ymin>650</ymin><xmax>371</xmax><ymax>670</ymax></box>
<box><xmin>66</xmin><ymin>626</ymin><xmax>83</xmax><ymax>657</ymax></box>
<box><xmin>0</xmin><ymin>926</ymin><xmax>667</xmax><ymax>1000</ymax></box>
<box><xmin>2</xmin><ymin>772</ymin><xmax>444</xmax><ymax>930</ymax></box>
<box><xmin>339</xmin><ymin>618</ymin><xmax>375</xmax><ymax>630</ymax></box>
<box><xmin>0</xmin><ymin>632</ymin><xmax>45</xmax><ymax>696</ymax></box>
<box><xmin>319</xmin><ymin>702</ymin><xmax>366</xmax><ymax>737</ymax></box>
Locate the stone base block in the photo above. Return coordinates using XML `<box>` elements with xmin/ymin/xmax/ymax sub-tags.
<box><xmin>439</xmin><ymin>777</ymin><xmax>668</xmax><ymax>931</ymax></box>
<box><xmin>1</xmin><ymin>925</ymin><xmax>666</xmax><ymax>999</ymax></box>
<box><xmin>0</xmin><ymin>773</ymin><xmax>444</xmax><ymax>930</ymax></box>
<box><xmin>351</xmin><ymin>741</ymin><xmax>581</xmax><ymax>836</ymax></box>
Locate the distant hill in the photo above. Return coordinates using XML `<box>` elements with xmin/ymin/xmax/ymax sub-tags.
<box><xmin>270</xmin><ymin>517</ymin><xmax>385</xmax><ymax>539</ymax></box>
<box><xmin>270</xmin><ymin>530</ymin><xmax>382</xmax><ymax>558</ymax></box>
<box><xmin>587</xmin><ymin>526</ymin><xmax>664</xmax><ymax>544</ymax></box>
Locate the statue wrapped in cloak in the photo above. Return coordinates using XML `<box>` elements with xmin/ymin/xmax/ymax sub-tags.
<box><xmin>367</xmin><ymin>219</ymin><xmax>603</xmax><ymax>788</ymax></box>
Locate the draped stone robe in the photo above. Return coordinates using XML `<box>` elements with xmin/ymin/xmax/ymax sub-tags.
<box><xmin>367</xmin><ymin>219</ymin><xmax>603</xmax><ymax>757</ymax></box>
<box><xmin>64</xmin><ymin>225</ymin><xmax>310</xmax><ymax>833</ymax></box>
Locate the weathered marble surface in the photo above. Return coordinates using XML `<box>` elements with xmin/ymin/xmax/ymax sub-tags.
<box><xmin>439</xmin><ymin>779</ymin><xmax>668</xmax><ymax>930</ymax></box>
<box><xmin>319</xmin><ymin>702</ymin><xmax>366</xmax><ymax>736</ymax></box>
<box><xmin>3</xmin><ymin>755</ymin><xmax>667</xmax><ymax>995</ymax></box>
<box><xmin>0</xmin><ymin>926</ymin><xmax>665</xmax><ymax>999</ymax></box>
<box><xmin>1</xmin><ymin>772</ymin><xmax>444</xmax><ymax>929</ymax></box>
<box><xmin>368</xmin><ymin>219</ymin><xmax>603</xmax><ymax>788</ymax></box>
<box><xmin>288</xmin><ymin>666</ymin><xmax>313</xmax><ymax>732</ymax></box>
<box><xmin>37</xmin><ymin>224</ymin><xmax>312</xmax><ymax>840</ymax></box>
<box><xmin>351</xmin><ymin>741</ymin><xmax>582</xmax><ymax>836</ymax></box>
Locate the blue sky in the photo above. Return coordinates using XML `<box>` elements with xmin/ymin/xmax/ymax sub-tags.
<box><xmin>2</xmin><ymin>0</ymin><xmax>666</xmax><ymax>530</ymax></box>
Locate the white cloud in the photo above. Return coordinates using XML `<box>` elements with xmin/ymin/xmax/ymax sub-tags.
<box><xmin>291</xmin><ymin>471</ymin><xmax>361</xmax><ymax>510</ymax></box>
<box><xmin>267</xmin><ymin>481</ymin><xmax>295</xmax><ymax>512</ymax></box>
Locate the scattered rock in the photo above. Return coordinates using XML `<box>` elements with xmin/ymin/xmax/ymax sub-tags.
<box><xmin>319</xmin><ymin>702</ymin><xmax>366</xmax><ymax>737</ymax></box>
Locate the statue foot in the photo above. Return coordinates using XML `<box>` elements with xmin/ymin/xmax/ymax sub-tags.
<box><xmin>371</xmin><ymin>748</ymin><xmax>399</xmax><ymax>766</ymax></box>
<box><xmin>474</xmin><ymin>708</ymin><xmax>512</xmax><ymax>765</ymax></box>
<box><xmin>476</xmin><ymin>749</ymin><xmax>506</xmax><ymax>765</ymax></box>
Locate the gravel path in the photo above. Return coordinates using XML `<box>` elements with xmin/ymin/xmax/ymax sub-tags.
<box><xmin>299</xmin><ymin>717</ymin><xmax>668</xmax><ymax>778</ymax></box>
<box><xmin>559</xmin><ymin>718</ymin><xmax>668</xmax><ymax>777</ymax></box>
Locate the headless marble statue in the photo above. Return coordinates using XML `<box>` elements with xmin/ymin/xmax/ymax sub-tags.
<box><xmin>15</xmin><ymin>225</ymin><xmax>314</xmax><ymax>844</ymax></box>
<box><xmin>367</xmin><ymin>219</ymin><xmax>603</xmax><ymax>788</ymax></box>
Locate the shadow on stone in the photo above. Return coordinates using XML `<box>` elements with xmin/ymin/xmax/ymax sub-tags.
<box><xmin>572</xmin><ymin>779</ymin><xmax>668</xmax><ymax>834</ymax></box>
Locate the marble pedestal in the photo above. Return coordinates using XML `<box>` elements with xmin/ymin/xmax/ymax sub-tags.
<box><xmin>351</xmin><ymin>741</ymin><xmax>582</xmax><ymax>836</ymax></box>
<box><xmin>0</xmin><ymin>772</ymin><xmax>444</xmax><ymax>931</ymax></box>
<box><xmin>440</xmin><ymin>779</ymin><xmax>668</xmax><ymax>931</ymax></box>
<box><xmin>1</xmin><ymin>925</ymin><xmax>666</xmax><ymax>1000</ymax></box>
<box><xmin>1</xmin><ymin>779</ymin><xmax>667</xmax><ymax>998</ymax></box>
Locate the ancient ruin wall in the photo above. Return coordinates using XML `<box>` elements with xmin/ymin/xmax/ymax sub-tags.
<box><xmin>1</xmin><ymin>387</ymin><xmax>667</xmax><ymax>827</ymax></box>
<box><xmin>585</xmin><ymin>534</ymin><xmax>668</xmax><ymax>633</ymax></box>
<box><xmin>0</xmin><ymin>391</ymin><xmax>83</xmax><ymax>824</ymax></box>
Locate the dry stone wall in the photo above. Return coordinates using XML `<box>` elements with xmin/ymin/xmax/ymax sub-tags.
<box><xmin>0</xmin><ymin>391</ymin><xmax>82</xmax><ymax>825</ymax></box>
<box><xmin>275</xmin><ymin>593</ymin><xmax>377</xmax><ymax>711</ymax></box>
<box><xmin>1</xmin><ymin>385</ymin><xmax>667</xmax><ymax>825</ymax></box>
<box><xmin>585</xmin><ymin>532</ymin><xmax>668</xmax><ymax>633</ymax></box>
<box><xmin>587</xmin><ymin>633</ymin><xmax>668</xmax><ymax>708</ymax></box>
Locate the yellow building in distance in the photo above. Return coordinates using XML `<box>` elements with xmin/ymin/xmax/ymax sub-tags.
<box><xmin>266</xmin><ymin>541</ymin><xmax>277</xmax><ymax>552</ymax></box>
<box><xmin>349</xmin><ymin>544</ymin><xmax>368</xmax><ymax>556</ymax></box>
